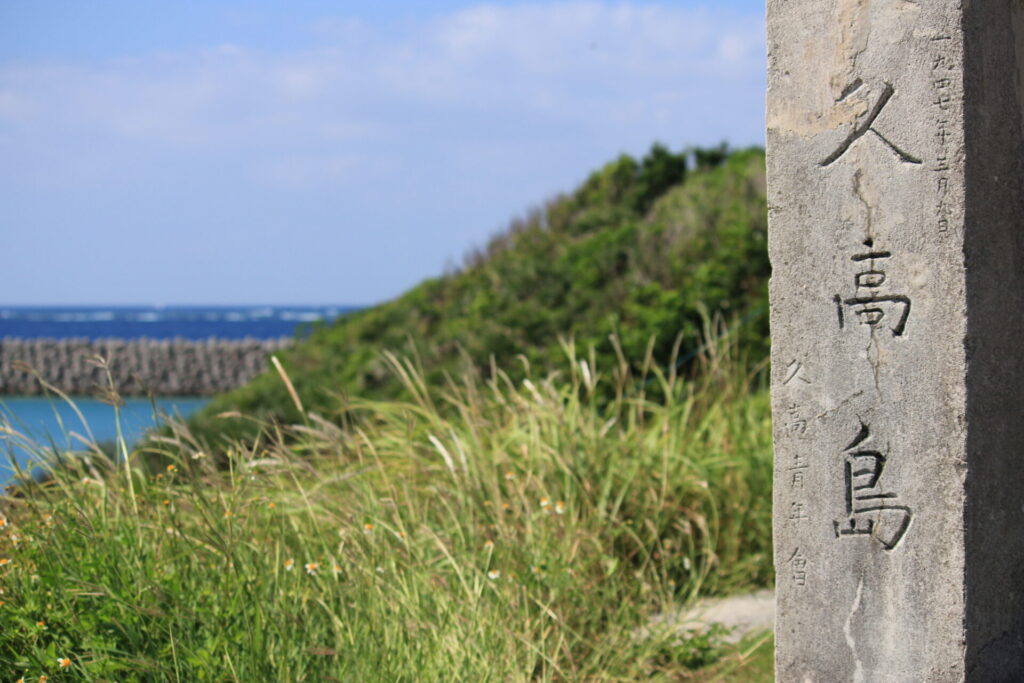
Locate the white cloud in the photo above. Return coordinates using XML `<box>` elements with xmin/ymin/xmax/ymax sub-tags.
<box><xmin>0</xmin><ymin>2</ymin><xmax>764</xmax><ymax>188</ymax></box>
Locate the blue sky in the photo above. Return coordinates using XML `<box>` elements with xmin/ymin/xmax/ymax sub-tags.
<box><xmin>1</xmin><ymin>1</ymin><xmax>766</xmax><ymax>306</ymax></box>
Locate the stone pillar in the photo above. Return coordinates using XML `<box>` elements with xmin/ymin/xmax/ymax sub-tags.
<box><xmin>768</xmin><ymin>2</ymin><xmax>1024</xmax><ymax>680</ymax></box>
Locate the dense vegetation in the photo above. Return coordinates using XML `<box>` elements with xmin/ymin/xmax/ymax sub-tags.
<box><xmin>193</xmin><ymin>145</ymin><xmax>769</xmax><ymax>441</ymax></box>
<box><xmin>2</xmin><ymin>143</ymin><xmax>777</xmax><ymax>679</ymax></box>
<box><xmin>1</xmin><ymin>340</ymin><xmax>773</xmax><ymax>680</ymax></box>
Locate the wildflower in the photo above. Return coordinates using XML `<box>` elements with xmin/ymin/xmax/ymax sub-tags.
<box><xmin>375</xmin><ymin>566</ymin><xmax>384</xmax><ymax>574</ymax></box>
<box><xmin>0</xmin><ymin>514</ymin><xmax>7</xmax><ymax>528</ymax></box>
<box><xmin>487</xmin><ymin>570</ymin><xmax>501</xmax><ymax>580</ymax></box>
<box><xmin>162</xmin><ymin>500</ymin><xmax>171</xmax><ymax>506</ymax></box>
<box><xmin>554</xmin><ymin>501</ymin><xmax>566</xmax><ymax>515</ymax></box>
<box><xmin>482</xmin><ymin>540</ymin><xmax>494</xmax><ymax>550</ymax></box>
<box><xmin>363</xmin><ymin>523</ymin><xmax>374</xmax><ymax>533</ymax></box>
<box><xmin>539</xmin><ymin>497</ymin><xmax>551</xmax><ymax>510</ymax></box>
<box><xmin>36</xmin><ymin>620</ymin><xmax>47</xmax><ymax>629</ymax></box>
<box><xmin>504</xmin><ymin>471</ymin><xmax>516</xmax><ymax>481</ymax></box>
<box><xmin>57</xmin><ymin>657</ymin><xmax>71</xmax><ymax>668</ymax></box>
<box><xmin>166</xmin><ymin>464</ymin><xmax>176</xmax><ymax>473</ymax></box>
<box><xmin>284</xmin><ymin>559</ymin><xmax>295</xmax><ymax>571</ymax></box>
<box><xmin>39</xmin><ymin>677</ymin><xmax>48</xmax><ymax>683</ymax></box>
<box><xmin>332</xmin><ymin>563</ymin><xmax>342</xmax><ymax>577</ymax></box>
<box><xmin>223</xmin><ymin>510</ymin><xmax>233</xmax><ymax>518</ymax></box>
<box><xmin>191</xmin><ymin>451</ymin><xmax>206</xmax><ymax>460</ymax></box>
<box><xmin>0</xmin><ymin>558</ymin><xmax>10</xmax><ymax>567</ymax></box>
<box><xmin>305</xmin><ymin>562</ymin><xmax>319</xmax><ymax>576</ymax></box>
<box><xmin>267</xmin><ymin>502</ymin><xmax>276</xmax><ymax>509</ymax></box>
<box><xmin>501</xmin><ymin>502</ymin><xmax>511</xmax><ymax>511</ymax></box>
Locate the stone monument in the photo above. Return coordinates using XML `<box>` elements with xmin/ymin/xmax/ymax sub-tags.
<box><xmin>768</xmin><ymin>1</ymin><xmax>1024</xmax><ymax>680</ymax></box>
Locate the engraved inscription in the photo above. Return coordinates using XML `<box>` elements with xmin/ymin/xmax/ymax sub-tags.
<box><xmin>785</xmin><ymin>401</ymin><xmax>808</xmax><ymax>437</ymax></box>
<box><xmin>931</xmin><ymin>37</ymin><xmax>956</xmax><ymax>233</ymax></box>
<box><xmin>820</xmin><ymin>82</ymin><xmax>922</xmax><ymax>167</ymax></box>
<box><xmin>788</xmin><ymin>444</ymin><xmax>809</xmax><ymax>488</ymax></box>
<box><xmin>783</xmin><ymin>359</ymin><xmax>811</xmax><ymax>386</ymax></box>
<box><xmin>789</xmin><ymin>501</ymin><xmax>809</xmax><ymax>522</ymax></box>
<box><xmin>787</xmin><ymin>547</ymin><xmax>808</xmax><ymax>587</ymax></box>
<box><xmin>834</xmin><ymin>239</ymin><xmax>911</xmax><ymax>336</ymax></box>
<box><xmin>833</xmin><ymin>421</ymin><xmax>912</xmax><ymax>550</ymax></box>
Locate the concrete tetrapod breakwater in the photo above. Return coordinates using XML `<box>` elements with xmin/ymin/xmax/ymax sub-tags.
<box><xmin>0</xmin><ymin>337</ymin><xmax>292</xmax><ymax>396</ymax></box>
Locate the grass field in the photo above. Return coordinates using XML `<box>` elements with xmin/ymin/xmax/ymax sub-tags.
<box><xmin>1</xmin><ymin>336</ymin><xmax>774</xmax><ymax>681</ymax></box>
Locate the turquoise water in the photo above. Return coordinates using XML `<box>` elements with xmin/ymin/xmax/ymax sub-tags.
<box><xmin>0</xmin><ymin>396</ymin><xmax>208</xmax><ymax>486</ymax></box>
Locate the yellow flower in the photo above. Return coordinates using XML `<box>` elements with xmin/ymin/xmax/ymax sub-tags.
<box><xmin>0</xmin><ymin>514</ymin><xmax>7</xmax><ymax>528</ymax></box>
<box><xmin>487</xmin><ymin>570</ymin><xmax>501</xmax><ymax>580</ymax></box>
<box><xmin>39</xmin><ymin>677</ymin><xmax>48</xmax><ymax>683</ymax></box>
<box><xmin>305</xmin><ymin>562</ymin><xmax>319</xmax><ymax>576</ymax></box>
<box><xmin>501</xmin><ymin>502</ymin><xmax>511</xmax><ymax>511</ymax></box>
<box><xmin>162</xmin><ymin>499</ymin><xmax>171</xmax><ymax>506</ymax></box>
<box><xmin>284</xmin><ymin>559</ymin><xmax>295</xmax><ymax>571</ymax></box>
<box><xmin>267</xmin><ymin>502</ymin><xmax>276</xmax><ymax>509</ymax></box>
<box><xmin>166</xmin><ymin>464</ymin><xmax>176</xmax><ymax>473</ymax></box>
<box><xmin>58</xmin><ymin>657</ymin><xmax>72</xmax><ymax>668</ymax></box>
<box><xmin>539</xmin><ymin>497</ymin><xmax>551</xmax><ymax>510</ymax></box>
<box><xmin>363</xmin><ymin>523</ymin><xmax>374</xmax><ymax>533</ymax></box>
<box><xmin>0</xmin><ymin>558</ymin><xmax>11</xmax><ymax>567</ymax></box>
<box><xmin>554</xmin><ymin>501</ymin><xmax>566</xmax><ymax>515</ymax></box>
<box><xmin>504</xmin><ymin>471</ymin><xmax>516</xmax><ymax>481</ymax></box>
<box><xmin>36</xmin><ymin>620</ymin><xmax>46</xmax><ymax>629</ymax></box>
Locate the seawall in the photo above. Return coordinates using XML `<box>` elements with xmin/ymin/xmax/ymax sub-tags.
<box><xmin>0</xmin><ymin>337</ymin><xmax>291</xmax><ymax>396</ymax></box>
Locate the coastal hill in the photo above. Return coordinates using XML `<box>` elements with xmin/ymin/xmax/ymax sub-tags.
<box><xmin>192</xmin><ymin>144</ymin><xmax>769</xmax><ymax>439</ymax></box>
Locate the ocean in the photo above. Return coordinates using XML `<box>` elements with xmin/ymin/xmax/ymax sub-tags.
<box><xmin>0</xmin><ymin>305</ymin><xmax>357</xmax><ymax>486</ymax></box>
<box><xmin>0</xmin><ymin>304</ymin><xmax>357</xmax><ymax>340</ymax></box>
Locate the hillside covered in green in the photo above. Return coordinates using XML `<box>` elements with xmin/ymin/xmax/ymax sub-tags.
<box><xmin>2</xmin><ymin>145</ymin><xmax>777</xmax><ymax>679</ymax></box>
<box><xmin>195</xmin><ymin>144</ymin><xmax>768</xmax><ymax>439</ymax></box>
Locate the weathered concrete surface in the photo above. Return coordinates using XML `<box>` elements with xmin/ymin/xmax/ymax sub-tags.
<box><xmin>0</xmin><ymin>337</ymin><xmax>291</xmax><ymax>396</ymax></box>
<box><xmin>768</xmin><ymin>1</ymin><xmax>1024</xmax><ymax>680</ymax></box>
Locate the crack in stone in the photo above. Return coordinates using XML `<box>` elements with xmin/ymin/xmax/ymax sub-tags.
<box><xmin>844</xmin><ymin>576</ymin><xmax>866</xmax><ymax>683</ymax></box>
